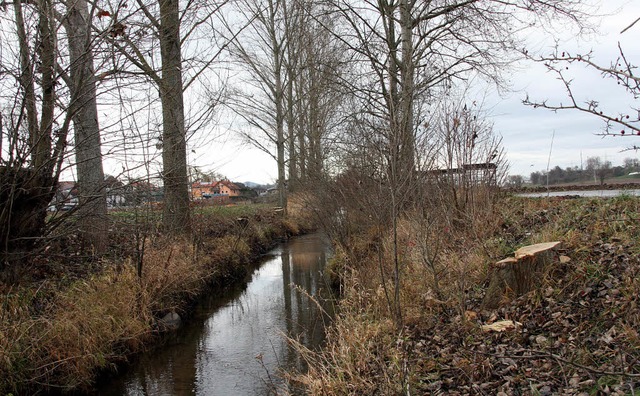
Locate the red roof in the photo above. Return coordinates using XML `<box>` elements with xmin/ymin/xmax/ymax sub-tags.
<box><xmin>191</xmin><ymin>180</ymin><xmax>239</xmax><ymax>190</ymax></box>
<box><xmin>192</xmin><ymin>181</ymin><xmax>216</xmax><ymax>188</ymax></box>
<box><xmin>215</xmin><ymin>180</ymin><xmax>239</xmax><ymax>191</ymax></box>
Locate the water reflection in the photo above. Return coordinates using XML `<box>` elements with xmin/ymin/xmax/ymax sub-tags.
<box><xmin>100</xmin><ymin>233</ymin><xmax>334</xmax><ymax>395</ymax></box>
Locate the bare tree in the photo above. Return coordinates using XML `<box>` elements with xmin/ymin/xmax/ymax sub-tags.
<box><xmin>158</xmin><ymin>0</ymin><xmax>191</xmax><ymax>232</ymax></box>
<box><xmin>223</xmin><ymin>0</ymin><xmax>289</xmax><ymax>210</ymax></box>
<box><xmin>63</xmin><ymin>0</ymin><xmax>108</xmax><ymax>251</ymax></box>
<box><xmin>321</xmin><ymin>0</ymin><xmax>588</xmax><ymax>325</ymax></box>
<box><xmin>429</xmin><ymin>100</ymin><xmax>507</xmax><ymax>216</ymax></box>
<box><xmin>0</xmin><ymin>0</ymin><xmax>70</xmax><ymax>265</ymax></box>
<box><xmin>585</xmin><ymin>155</ymin><xmax>612</xmax><ymax>185</ymax></box>
<box><xmin>97</xmin><ymin>0</ymin><xmax>228</xmax><ymax>233</ymax></box>
<box><xmin>523</xmin><ymin>21</ymin><xmax>639</xmax><ymax>148</ymax></box>
<box><xmin>284</xmin><ymin>0</ymin><xmax>345</xmax><ymax>187</ymax></box>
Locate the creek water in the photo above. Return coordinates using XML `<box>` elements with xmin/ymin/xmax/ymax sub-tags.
<box><xmin>99</xmin><ymin>233</ymin><xmax>335</xmax><ymax>395</ymax></box>
<box><xmin>517</xmin><ymin>189</ymin><xmax>640</xmax><ymax>198</ymax></box>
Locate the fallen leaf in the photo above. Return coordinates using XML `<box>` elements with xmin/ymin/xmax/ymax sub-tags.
<box><xmin>465</xmin><ymin>310</ymin><xmax>478</xmax><ymax>321</ymax></box>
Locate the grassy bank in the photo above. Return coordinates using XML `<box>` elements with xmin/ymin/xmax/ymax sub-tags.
<box><xmin>0</xmin><ymin>204</ymin><xmax>309</xmax><ymax>394</ymax></box>
<box><xmin>293</xmin><ymin>195</ymin><xmax>640</xmax><ymax>394</ymax></box>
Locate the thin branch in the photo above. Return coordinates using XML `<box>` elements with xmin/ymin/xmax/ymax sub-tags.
<box><xmin>478</xmin><ymin>349</ymin><xmax>640</xmax><ymax>379</ymax></box>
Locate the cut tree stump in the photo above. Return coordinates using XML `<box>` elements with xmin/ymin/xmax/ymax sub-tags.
<box><xmin>483</xmin><ymin>241</ymin><xmax>561</xmax><ymax>309</ymax></box>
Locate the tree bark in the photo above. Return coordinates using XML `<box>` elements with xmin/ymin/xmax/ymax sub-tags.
<box><xmin>36</xmin><ymin>0</ymin><xmax>56</xmax><ymax>173</ymax></box>
<box><xmin>1</xmin><ymin>0</ymin><xmax>59</xmax><ymax>263</ymax></box>
<box><xmin>159</xmin><ymin>0</ymin><xmax>191</xmax><ymax>233</ymax></box>
<box><xmin>398</xmin><ymin>0</ymin><xmax>415</xmax><ymax>178</ymax></box>
<box><xmin>483</xmin><ymin>241</ymin><xmax>561</xmax><ymax>309</ymax></box>
<box><xmin>284</xmin><ymin>0</ymin><xmax>298</xmax><ymax>188</ymax></box>
<box><xmin>286</xmin><ymin>77</ymin><xmax>298</xmax><ymax>187</ymax></box>
<box><xmin>275</xmin><ymin>60</ymin><xmax>287</xmax><ymax>211</ymax></box>
<box><xmin>13</xmin><ymin>0</ymin><xmax>39</xmax><ymax>150</ymax></box>
<box><xmin>267</xmin><ymin>0</ymin><xmax>287</xmax><ymax>212</ymax></box>
<box><xmin>66</xmin><ymin>0</ymin><xmax>108</xmax><ymax>251</ymax></box>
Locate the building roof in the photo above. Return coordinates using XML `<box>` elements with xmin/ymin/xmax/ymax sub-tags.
<box><xmin>192</xmin><ymin>181</ymin><xmax>215</xmax><ymax>188</ymax></box>
<box><xmin>191</xmin><ymin>180</ymin><xmax>240</xmax><ymax>190</ymax></box>
<box><xmin>214</xmin><ymin>180</ymin><xmax>240</xmax><ymax>190</ymax></box>
<box><xmin>58</xmin><ymin>181</ymin><xmax>76</xmax><ymax>191</ymax></box>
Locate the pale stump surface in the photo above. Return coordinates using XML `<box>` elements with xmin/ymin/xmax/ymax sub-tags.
<box><xmin>483</xmin><ymin>241</ymin><xmax>561</xmax><ymax>309</ymax></box>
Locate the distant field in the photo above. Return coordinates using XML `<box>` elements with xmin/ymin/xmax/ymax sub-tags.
<box><xmin>522</xmin><ymin>174</ymin><xmax>640</xmax><ymax>189</ymax></box>
<box><xmin>555</xmin><ymin>177</ymin><xmax>640</xmax><ymax>187</ymax></box>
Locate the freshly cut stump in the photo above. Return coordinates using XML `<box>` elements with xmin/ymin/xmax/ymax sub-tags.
<box><xmin>483</xmin><ymin>241</ymin><xmax>561</xmax><ymax>309</ymax></box>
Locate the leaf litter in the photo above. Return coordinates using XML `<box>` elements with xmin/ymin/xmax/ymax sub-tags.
<box><xmin>405</xmin><ymin>197</ymin><xmax>640</xmax><ymax>395</ymax></box>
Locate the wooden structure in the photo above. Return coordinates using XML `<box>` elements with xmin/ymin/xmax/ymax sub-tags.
<box><xmin>427</xmin><ymin>162</ymin><xmax>498</xmax><ymax>186</ymax></box>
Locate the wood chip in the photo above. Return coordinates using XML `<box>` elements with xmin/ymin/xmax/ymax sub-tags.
<box><xmin>481</xmin><ymin>320</ymin><xmax>521</xmax><ymax>332</ymax></box>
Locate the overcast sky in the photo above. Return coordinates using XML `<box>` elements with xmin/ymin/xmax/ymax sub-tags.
<box><xmin>492</xmin><ymin>0</ymin><xmax>640</xmax><ymax>179</ymax></box>
<box><xmin>192</xmin><ymin>0</ymin><xmax>640</xmax><ymax>185</ymax></box>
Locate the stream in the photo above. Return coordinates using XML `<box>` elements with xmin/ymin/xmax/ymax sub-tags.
<box><xmin>517</xmin><ymin>189</ymin><xmax>640</xmax><ymax>198</ymax></box>
<box><xmin>99</xmin><ymin>233</ymin><xmax>335</xmax><ymax>395</ymax></box>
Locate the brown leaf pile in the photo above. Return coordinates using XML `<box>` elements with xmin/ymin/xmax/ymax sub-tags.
<box><xmin>406</xmin><ymin>199</ymin><xmax>640</xmax><ymax>395</ymax></box>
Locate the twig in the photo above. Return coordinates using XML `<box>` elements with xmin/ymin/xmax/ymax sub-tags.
<box><xmin>621</xmin><ymin>17</ymin><xmax>640</xmax><ymax>34</ymax></box>
<box><xmin>290</xmin><ymin>283</ymin><xmax>332</xmax><ymax>321</ymax></box>
<box><xmin>477</xmin><ymin>349</ymin><xmax>640</xmax><ymax>378</ymax></box>
<box><xmin>255</xmin><ymin>352</ymin><xmax>278</xmax><ymax>394</ymax></box>
<box><xmin>552</xmin><ymin>353</ymin><xmax>569</xmax><ymax>388</ymax></box>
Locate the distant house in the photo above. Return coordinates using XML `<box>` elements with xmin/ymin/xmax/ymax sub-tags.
<box><xmin>191</xmin><ymin>181</ymin><xmax>217</xmax><ymax>200</ymax></box>
<box><xmin>106</xmin><ymin>188</ymin><xmax>126</xmax><ymax>208</ymax></box>
<box><xmin>58</xmin><ymin>181</ymin><xmax>76</xmax><ymax>192</ymax></box>
<box><xmin>215</xmin><ymin>180</ymin><xmax>240</xmax><ymax>197</ymax></box>
<box><xmin>49</xmin><ymin>181</ymin><xmax>78</xmax><ymax>211</ymax></box>
<box><xmin>191</xmin><ymin>180</ymin><xmax>241</xmax><ymax>200</ymax></box>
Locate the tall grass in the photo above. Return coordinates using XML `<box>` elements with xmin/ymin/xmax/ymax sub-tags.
<box><xmin>0</xmin><ymin>204</ymin><xmax>306</xmax><ymax>394</ymax></box>
<box><xmin>292</xmin><ymin>196</ymin><xmax>640</xmax><ymax>394</ymax></box>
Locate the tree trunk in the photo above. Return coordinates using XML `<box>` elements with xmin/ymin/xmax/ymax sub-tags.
<box><xmin>286</xmin><ymin>70</ymin><xmax>298</xmax><ymax>188</ymax></box>
<box><xmin>13</xmin><ymin>0</ymin><xmax>39</xmax><ymax>149</ymax></box>
<box><xmin>66</xmin><ymin>0</ymin><xmax>108</xmax><ymax>251</ymax></box>
<box><xmin>0</xmin><ymin>168</ymin><xmax>54</xmax><ymax>267</ymax></box>
<box><xmin>36</xmin><ymin>0</ymin><xmax>56</xmax><ymax>173</ymax></box>
<box><xmin>483</xmin><ymin>241</ymin><xmax>561</xmax><ymax>309</ymax></box>
<box><xmin>269</xmin><ymin>0</ymin><xmax>287</xmax><ymax>212</ymax></box>
<box><xmin>308</xmin><ymin>70</ymin><xmax>323</xmax><ymax>180</ymax></box>
<box><xmin>398</xmin><ymin>0</ymin><xmax>415</xmax><ymax>179</ymax></box>
<box><xmin>295</xmin><ymin>75</ymin><xmax>307</xmax><ymax>181</ymax></box>
<box><xmin>1</xmin><ymin>0</ymin><xmax>57</xmax><ymax>262</ymax></box>
<box><xmin>284</xmin><ymin>1</ymin><xmax>298</xmax><ymax>189</ymax></box>
<box><xmin>159</xmin><ymin>0</ymin><xmax>191</xmax><ymax>233</ymax></box>
<box><xmin>275</xmin><ymin>71</ymin><xmax>287</xmax><ymax>211</ymax></box>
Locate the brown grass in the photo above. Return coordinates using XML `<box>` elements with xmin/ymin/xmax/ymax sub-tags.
<box><xmin>0</xmin><ymin>205</ymin><xmax>306</xmax><ymax>394</ymax></box>
<box><xmin>292</xmin><ymin>195</ymin><xmax>640</xmax><ymax>394</ymax></box>
<box><xmin>291</xmin><ymin>269</ymin><xmax>408</xmax><ymax>395</ymax></box>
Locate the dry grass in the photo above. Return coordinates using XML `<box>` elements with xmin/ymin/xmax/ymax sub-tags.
<box><xmin>0</xmin><ymin>205</ymin><xmax>305</xmax><ymax>394</ymax></box>
<box><xmin>293</xmin><ymin>195</ymin><xmax>640</xmax><ymax>394</ymax></box>
<box><xmin>0</xmin><ymin>240</ymin><xmax>201</xmax><ymax>392</ymax></box>
<box><xmin>1</xmin><ymin>266</ymin><xmax>149</xmax><ymax>392</ymax></box>
<box><xmin>291</xmin><ymin>269</ymin><xmax>408</xmax><ymax>395</ymax></box>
